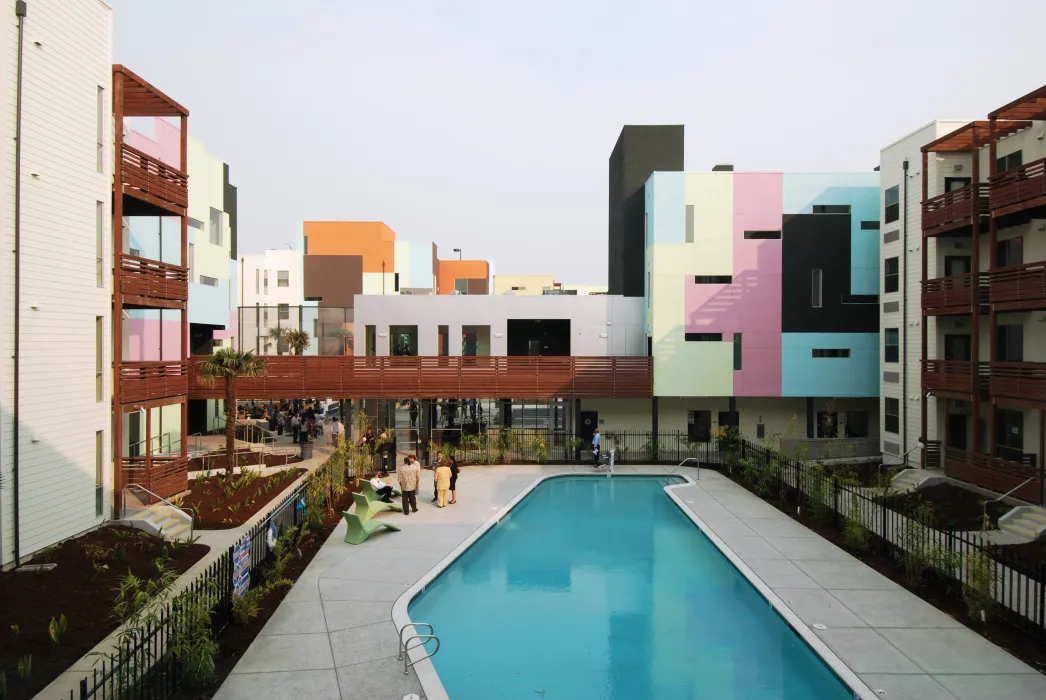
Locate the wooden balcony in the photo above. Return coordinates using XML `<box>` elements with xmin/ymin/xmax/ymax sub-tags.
<box><xmin>921</xmin><ymin>273</ymin><xmax>988</xmax><ymax>315</ymax></box>
<box><xmin>944</xmin><ymin>447</ymin><xmax>1042</xmax><ymax>505</ymax></box>
<box><xmin>119</xmin><ymin>254</ymin><xmax>189</xmax><ymax>308</ymax></box>
<box><xmin>922</xmin><ymin>360</ymin><xmax>989</xmax><ymax>397</ymax></box>
<box><xmin>921</xmin><ymin>183</ymin><xmax>989</xmax><ymax>236</ymax></box>
<box><xmin>990</xmin><ymin>156</ymin><xmax>1046</xmax><ymax>218</ymax></box>
<box><xmin>187</xmin><ymin>355</ymin><xmax>654</xmax><ymax>400</ymax></box>
<box><xmin>990</xmin><ymin>261</ymin><xmax>1046</xmax><ymax>311</ymax></box>
<box><xmin>118</xmin><ymin>143</ymin><xmax>189</xmax><ymax>216</ymax></box>
<box><xmin>120</xmin><ymin>361</ymin><xmax>188</xmax><ymax>405</ymax></box>
<box><xmin>990</xmin><ymin>362</ymin><xmax>1046</xmax><ymax>405</ymax></box>
<box><xmin>121</xmin><ymin>455</ymin><xmax>189</xmax><ymax>499</ymax></box>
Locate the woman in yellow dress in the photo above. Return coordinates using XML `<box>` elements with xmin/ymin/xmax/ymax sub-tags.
<box><xmin>435</xmin><ymin>461</ymin><xmax>453</xmax><ymax>507</ymax></box>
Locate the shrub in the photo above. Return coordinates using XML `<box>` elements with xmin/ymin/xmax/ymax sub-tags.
<box><xmin>963</xmin><ymin>548</ymin><xmax>997</xmax><ymax>622</ymax></box>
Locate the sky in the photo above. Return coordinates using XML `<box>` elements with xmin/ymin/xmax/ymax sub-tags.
<box><xmin>110</xmin><ymin>0</ymin><xmax>1046</xmax><ymax>285</ymax></box>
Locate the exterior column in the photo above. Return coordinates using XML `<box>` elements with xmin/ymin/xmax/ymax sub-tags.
<box><xmin>180</xmin><ymin>115</ymin><xmax>189</xmax><ymax>465</ymax></box>
<box><xmin>921</xmin><ymin>150</ymin><xmax>929</xmax><ymax>467</ymax></box>
<box><xmin>806</xmin><ymin>397</ymin><xmax>814</xmax><ymax>438</ymax></box>
<box><xmin>651</xmin><ymin>396</ymin><xmax>659</xmax><ymax>436</ymax></box>
<box><xmin>988</xmin><ymin>118</ymin><xmax>999</xmax><ymax>459</ymax></box>
<box><xmin>112</xmin><ymin>72</ymin><xmax>125</xmax><ymax>516</ymax></box>
<box><xmin>1039</xmin><ymin>409</ymin><xmax>1045</xmax><ymax>506</ymax></box>
<box><xmin>969</xmin><ymin>127</ymin><xmax>981</xmax><ymax>454</ymax></box>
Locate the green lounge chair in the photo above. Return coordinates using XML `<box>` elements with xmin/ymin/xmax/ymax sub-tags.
<box><xmin>342</xmin><ymin>511</ymin><xmax>400</xmax><ymax>545</ymax></box>
<box><xmin>361</xmin><ymin>480</ymin><xmax>400</xmax><ymax>501</ymax></box>
<box><xmin>353</xmin><ymin>491</ymin><xmax>402</xmax><ymax>519</ymax></box>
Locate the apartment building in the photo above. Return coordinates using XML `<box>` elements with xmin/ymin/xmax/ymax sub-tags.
<box><xmin>1</xmin><ymin>0</ymin><xmax>113</xmax><ymax>566</ymax></box>
<box><xmin>909</xmin><ymin>85</ymin><xmax>1046</xmax><ymax>505</ymax></box>
<box><xmin>637</xmin><ymin>168</ymin><xmax>881</xmax><ymax>452</ymax></box>
<box><xmin>493</xmin><ymin>274</ymin><xmax>609</xmax><ymax>296</ymax></box>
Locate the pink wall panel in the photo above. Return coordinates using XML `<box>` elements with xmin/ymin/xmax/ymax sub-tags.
<box><xmin>127</xmin><ymin>118</ymin><xmax>181</xmax><ymax>168</ymax></box>
<box><xmin>125</xmin><ymin>319</ymin><xmax>183</xmax><ymax>362</ymax></box>
<box><xmin>684</xmin><ymin>172</ymin><xmax>783</xmax><ymax>396</ymax></box>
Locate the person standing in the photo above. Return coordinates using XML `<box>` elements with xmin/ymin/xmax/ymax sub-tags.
<box><xmin>330</xmin><ymin>416</ymin><xmax>342</xmax><ymax>446</ymax></box>
<box><xmin>290</xmin><ymin>413</ymin><xmax>301</xmax><ymax>444</ymax></box>
<box><xmin>448</xmin><ymin>456</ymin><xmax>460</xmax><ymax>505</ymax></box>
<box><xmin>435</xmin><ymin>461</ymin><xmax>452</xmax><ymax>507</ymax></box>
<box><xmin>430</xmin><ymin>451</ymin><xmax>443</xmax><ymax>503</ymax></box>
<box><xmin>398</xmin><ymin>456</ymin><xmax>420</xmax><ymax>514</ymax></box>
<box><xmin>409</xmin><ymin>400</ymin><xmax>419</xmax><ymax>428</ymax></box>
<box><xmin>591</xmin><ymin>428</ymin><xmax>601</xmax><ymax>467</ymax></box>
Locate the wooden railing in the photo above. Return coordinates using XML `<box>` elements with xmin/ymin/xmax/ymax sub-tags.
<box><xmin>921</xmin><ymin>273</ymin><xmax>988</xmax><ymax>314</ymax></box>
<box><xmin>990</xmin><ymin>261</ymin><xmax>1046</xmax><ymax>309</ymax></box>
<box><xmin>922</xmin><ymin>183</ymin><xmax>989</xmax><ymax>236</ymax></box>
<box><xmin>990</xmin><ymin>361</ymin><xmax>1046</xmax><ymax>404</ymax></box>
<box><xmin>921</xmin><ymin>359</ymin><xmax>989</xmax><ymax>396</ymax></box>
<box><xmin>121</xmin><ymin>455</ymin><xmax>189</xmax><ymax>499</ymax></box>
<box><xmin>990</xmin><ymin>156</ymin><xmax>1046</xmax><ymax>216</ymax></box>
<box><xmin>120</xmin><ymin>254</ymin><xmax>189</xmax><ymax>304</ymax></box>
<box><xmin>944</xmin><ymin>447</ymin><xmax>1042</xmax><ymax>505</ymax></box>
<box><xmin>119</xmin><ymin>361</ymin><xmax>188</xmax><ymax>404</ymax></box>
<box><xmin>119</xmin><ymin>143</ymin><xmax>189</xmax><ymax>213</ymax></box>
<box><xmin>187</xmin><ymin>355</ymin><xmax>654</xmax><ymax>400</ymax></box>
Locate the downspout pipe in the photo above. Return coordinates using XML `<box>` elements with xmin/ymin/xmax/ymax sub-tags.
<box><xmin>902</xmin><ymin>158</ymin><xmax>909</xmax><ymax>465</ymax></box>
<box><xmin>12</xmin><ymin>0</ymin><xmax>28</xmax><ymax>566</ymax></box>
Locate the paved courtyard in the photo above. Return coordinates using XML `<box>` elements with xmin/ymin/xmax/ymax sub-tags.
<box><xmin>213</xmin><ymin>465</ymin><xmax>1046</xmax><ymax>700</ymax></box>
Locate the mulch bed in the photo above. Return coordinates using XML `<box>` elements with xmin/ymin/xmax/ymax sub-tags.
<box><xmin>189</xmin><ymin>450</ymin><xmax>302</xmax><ymax>473</ymax></box>
<box><xmin>881</xmin><ymin>482</ymin><xmax>1013</xmax><ymax>531</ymax></box>
<box><xmin>822</xmin><ymin>461</ymin><xmax>899</xmax><ymax>488</ymax></box>
<box><xmin>1002</xmin><ymin>541</ymin><xmax>1046</xmax><ymax>569</ymax></box>
<box><xmin>0</xmin><ymin>526</ymin><xmax>210</xmax><ymax>700</ymax></box>
<box><xmin>168</xmin><ymin>486</ymin><xmax>360</xmax><ymax>700</ymax></box>
<box><xmin>718</xmin><ymin>467</ymin><xmax>1046</xmax><ymax>676</ymax></box>
<box><xmin>184</xmin><ymin>468</ymin><xmax>308</xmax><ymax>529</ymax></box>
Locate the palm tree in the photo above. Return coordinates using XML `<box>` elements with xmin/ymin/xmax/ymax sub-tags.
<box><xmin>285</xmin><ymin>329</ymin><xmax>311</xmax><ymax>356</ymax></box>
<box><xmin>196</xmin><ymin>349</ymin><xmax>267</xmax><ymax>474</ymax></box>
<box><xmin>267</xmin><ymin>326</ymin><xmax>287</xmax><ymax>355</ymax></box>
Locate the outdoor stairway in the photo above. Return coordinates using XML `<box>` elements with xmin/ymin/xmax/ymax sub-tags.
<box><xmin>999</xmin><ymin>507</ymin><xmax>1046</xmax><ymax>542</ymax></box>
<box><xmin>889</xmin><ymin>468</ymin><xmax>945</xmax><ymax>494</ymax></box>
<box><xmin>125</xmin><ymin>503</ymin><xmax>193</xmax><ymax>541</ymax></box>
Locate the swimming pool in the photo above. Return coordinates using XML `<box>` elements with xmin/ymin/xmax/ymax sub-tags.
<box><xmin>406</xmin><ymin>475</ymin><xmax>861</xmax><ymax>700</ymax></box>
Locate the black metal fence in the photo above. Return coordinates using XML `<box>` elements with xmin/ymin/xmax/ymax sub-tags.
<box><xmin>72</xmin><ymin>480</ymin><xmax>308</xmax><ymax>700</ymax></box>
<box><xmin>721</xmin><ymin>436</ymin><xmax>1046</xmax><ymax>643</ymax></box>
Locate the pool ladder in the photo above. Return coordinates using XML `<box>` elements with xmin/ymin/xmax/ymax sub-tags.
<box><xmin>398</xmin><ymin>622</ymin><xmax>441</xmax><ymax>675</ymax></box>
<box><xmin>668</xmin><ymin>457</ymin><xmax>700</xmax><ymax>480</ymax></box>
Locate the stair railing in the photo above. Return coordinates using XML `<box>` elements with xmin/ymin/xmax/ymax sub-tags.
<box><xmin>122</xmin><ymin>483</ymin><xmax>195</xmax><ymax>540</ymax></box>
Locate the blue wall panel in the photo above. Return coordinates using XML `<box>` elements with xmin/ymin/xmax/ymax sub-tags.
<box><xmin>645</xmin><ymin>172</ymin><xmax>686</xmax><ymax>245</ymax></box>
<box><xmin>781</xmin><ymin>333</ymin><xmax>879</xmax><ymax>398</ymax></box>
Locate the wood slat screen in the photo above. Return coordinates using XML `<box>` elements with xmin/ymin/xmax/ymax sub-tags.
<box><xmin>990</xmin><ymin>156</ymin><xmax>1046</xmax><ymax>216</ymax></box>
<box><xmin>120</xmin><ymin>254</ymin><xmax>189</xmax><ymax>303</ymax></box>
<box><xmin>921</xmin><ymin>183</ymin><xmax>989</xmax><ymax>236</ymax></box>
<box><xmin>120</xmin><ymin>143</ymin><xmax>189</xmax><ymax>214</ymax></box>
<box><xmin>122</xmin><ymin>455</ymin><xmax>189</xmax><ymax>500</ymax></box>
<box><xmin>944</xmin><ymin>447</ymin><xmax>1042</xmax><ymax>505</ymax></box>
<box><xmin>120</xmin><ymin>361</ymin><xmax>189</xmax><ymax>404</ymax></box>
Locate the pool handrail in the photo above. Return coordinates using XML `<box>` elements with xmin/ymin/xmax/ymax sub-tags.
<box><xmin>402</xmin><ymin>633</ymin><xmax>440</xmax><ymax>675</ymax></box>
<box><xmin>668</xmin><ymin>457</ymin><xmax>700</xmax><ymax>480</ymax></box>
<box><xmin>398</xmin><ymin>622</ymin><xmax>433</xmax><ymax>660</ymax></box>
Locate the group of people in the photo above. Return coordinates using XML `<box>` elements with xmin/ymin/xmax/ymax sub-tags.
<box><xmin>238</xmin><ymin>400</ymin><xmax>326</xmax><ymax>444</ymax></box>
<box><xmin>369</xmin><ymin>451</ymin><xmax>460</xmax><ymax>514</ymax></box>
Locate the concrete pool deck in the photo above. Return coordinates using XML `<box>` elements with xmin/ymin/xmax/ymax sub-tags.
<box><xmin>212</xmin><ymin>465</ymin><xmax>1046</xmax><ymax>700</ymax></box>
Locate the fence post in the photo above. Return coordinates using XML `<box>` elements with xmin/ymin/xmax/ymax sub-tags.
<box><xmin>1039</xmin><ymin>562</ymin><xmax>1045</xmax><ymax>643</ymax></box>
<box><xmin>832</xmin><ymin>478</ymin><xmax>840</xmax><ymax>530</ymax></box>
<box><xmin>881</xmin><ymin>495</ymin><xmax>888</xmax><ymax>549</ymax></box>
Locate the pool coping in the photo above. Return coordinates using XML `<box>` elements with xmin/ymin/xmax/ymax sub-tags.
<box><xmin>391</xmin><ymin>471</ymin><xmax>880</xmax><ymax>700</ymax></box>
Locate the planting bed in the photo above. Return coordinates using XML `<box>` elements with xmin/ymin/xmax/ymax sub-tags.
<box><xmin>822</xmin><ymin>460</ymin><xmax>899</xmax><ymax>488</ymax></box>
<box><xmin>167</xmin><ymin>485</ymin><xmax>361</xmax><ymax>700</ymax></box>
<box><xmin>0</xmin><ymin>526</ymin><xmax>209</xmax><ymax>700</ymax></box>
<box><xmin>718</xmin><ymin>466</ymin><xmax>1046</xmax><ymax>675</ymax></box>
<box><xmin>184</xmin><ymin>468</ymin><xmax>307</xmax><ymax>529</ymax></box>
<box><xmin>881</xmin><ymin>482</ymin><xmax>1012</xmax><ymax>531</ymax></box>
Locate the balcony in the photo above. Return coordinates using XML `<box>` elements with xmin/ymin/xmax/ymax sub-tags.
<box><xmin>119</xmin><ymin>361</ymin><xmax>188</xmax><ymax>405</ymax></box>
<box><xmin>944</xmin><ymin>447</ymin><xmax>1042</xmax><ymax>505</ymax></box>
<box><xmin>990</xmin><ymin>156</ymin><xmax>1046</xmax><ymax>218</ymax></box>
<box><xmin>921</xmin><ymin>274</ymin><xmax>988</xmax><ymax>315</ymax></box>
<box><xmin>922</xmin><ymin>360</ymin><xmax>989</xmax><ymax>397</ymax></box>
<box><xmin>118</xmin><ymin>143</ymin><xmax>189</xmax><ymax>216</ymax></box>
<box><xmin>989</xmin><ymin>262</ymin><xmax>1046</xmax><ymax>311</ymax></box>
<box><xmin>921</xmin><ymin>184</ymin><xmax>990</xmax><ymax>237</ymax></box>
<box><xmin>187</xmin><ymin>355</ymin><xmax>654</xmax><ymax>400</ymax></box>
<box><xmin>119</xmin><ymin>254</ymin><xmax>189</xmax><ymax>307</ymax></box>
<box><xmin>990</xmin><ymin>362</ymin><xmax>1046</xmax><ymax>405</ymax></box>
<box><xmin>121</xmin><ymin>455</ymin><xmax>189</xmax><ymax>499</ymax></box>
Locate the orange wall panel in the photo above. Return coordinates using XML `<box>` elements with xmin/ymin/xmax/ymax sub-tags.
<box><xmin>303</xmin><ymin>221</ymin><xmax>396</xmax><ymax>273</ymax></box>
<box><xmin>438</xmin><ymin>259</ymin><xmax>490</xmax><ymax>294</ymax></box>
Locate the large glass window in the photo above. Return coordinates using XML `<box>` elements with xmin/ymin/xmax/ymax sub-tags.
<box><xmin>95</xmin><ymin>430</ymin><xmax>104</xmax><ymax>516</ymax></box>
<box><xmin>884</xmin><ymin>185</ymin><xmax>899</xmax><ymax>223</ymax></box>
<box><xmin>811</xmin><ymin>269</ymin><xmax>823</xmax><ymax>308</ymax></box>
<box><xmin>884</xmin><ymin>328</ymin><xmax>899</xmax><ymax>363</ymax></box>
<box><xmin>884</xmin><ymin>257</ymin><xmax>899</xmax><ymax>294</ymax></box>
<box><xmin>884</xmin><ymin>398</ymin><xmax>900</xmax><ymax>434</ymax></box>
<box><xmin>96</xmin><ymin>201</ymin><xmax>104</xmax><ymax>287</ymax></box>
<box><xmin>96</xmin><ymin>86</ymin><xmax>104</xmax><ymax>172</ymax></box>
<box><xmin>209</xmin><ymin>207</ymin><xmax>223</xmax><ymax>246</ymax></box>
<box><xmin>277</xmin><ymin>270</ymin><xmax>290</xmax><ymax>287</ymax></box>
<box><xmin>95</xmin><ymin>316</ymin><xmax>104</xmax><ymax>401</ymax></box>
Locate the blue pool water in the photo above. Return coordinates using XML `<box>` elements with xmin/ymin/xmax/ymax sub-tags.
<box><xmin>408</xmin><ymin>475</ymin><xmax>855</xmax><ymax>700</ymax></box>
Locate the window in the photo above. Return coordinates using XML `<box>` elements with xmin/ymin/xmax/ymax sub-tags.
<box><xmin>685</xmin><ymin>333</ymin><xmax>723</xmax><ymax>341</ymax></box>
<box><xmin>996</xmin><ymin>150</ymin><xmax>1022</xmax><ymax>174</ymax></box>
<box><xmin>95</xmin><ymin>316</ymin><xmax>103</xmax><ymax>401</ymax></box>
<box><xmin>997</xmin><ymin>324</ymin><xmax>1024</xmax><ymax>362</ymax></box>
<box><xmin>997</xmin><ymin>237</ymin><xmax>1023</xmax><ymax>268</ymax></box>
<box><xmin>213</xmin><ymin>339</ymin><xmax>223</xmax><ymax>348</ymax></box>
<box><xmin>277</xmin><ymin>270</ymin><xmax>289</xmax><ymax>287</ymax></box>
<box><xmin>817</xmin><ymin>412</ymin><xmax>839</xmax><ymax>438</ymax></box>
<box><xmin>187</xmin><ymin>217</ymin><xmax>205</xmax><ymax>230</ymax></box>
<box><xmin>812</xmin><ymin>349</ymin><xmax>851</xmax><ymax>358</ymax></box>
<box><xmin>756</xmin><ymin>423</ymin><xmax>765</xmax><ymax>439</ymax></box>
<box><xmin>845</xmin><ymin>411</ymin><xmax>869</xmax><ymax>438</ymax></box>
<box><xmin>945</xmin><ymin>177</ymin><xmax>971</xmax><ymax>192</ymax></box>
<box><xmin>884</xmin><ymin>257</ymin><xmax>899</xmax><ymax>293</ymax></box>
<box><xmin>685</xmin><ymin>205</ymin><xmax>695</xmax><ymax>243</ymax></box>
<box><xmin>884</xmin><ymin>328</ymin><xmax>899</xmax><ymax>363</ymax></box>
<box><xmin>255</xmin><ymin>269</ymin><xmax>260</xmax><ymax>294</ymax></box>
<box><xmin>884</xmin><ymin>185</ymin><xmax>899</xmax><ymax>224</ymax></box>
<box><xmin>860</xmin><ymin>221</ymin><xmax>880</xmax><ymax>230</ymax></box>
<box><xmin>733</xmin><ymin>333</ymin><xmax>742</xmax><ymax>370</ymax></box>
<box><xmin>813</xmin><ymin>204</ymin><xmax>850</xmax><ymax>214</ymax></box>
<box><xmin>209</xmin><ymin>207</ymin><xmax>223</xmax><ymax>246</ymax></box>
<box><xmin>811</xmin><ymin>269</ymin><xmax>822</xmax><ymax>308</ymax></box>
<box><xmin>695</xmin><ymin>275</ymin><xmax>732</xmax><ymax>284</ymax></box>
<box><xmin>884</xmin><ymin>398</ymin><xmax>900</xmax><ymax>434</ymax></box>
<box><xmin>303</xmin><ymin>236</ymin><xmax>308</xmax><ymax>255</ymax></box>
<box><xmin>95</xmin><ymin>430</ymin><xmax>104</xmax><ymax>516</ymax></box>
<box><xmin>394</xmin><ymin>273</ymin><xmax>400</xmax><ymax>292</ymax></box>
<box><xmin>263</xmin><ymin>270</ymin><xmax>269</xmax><ymax>294</ymax></box>
<box><xmin>454</xmin><ymin>279</ymin><xmax>469</xmax><ymax>294</ymax></box>
<box><xmin>278</xmin><ymin>303</ymin><xmax>289</xmax><ymax>321</ymax></box>
<box><xmin>96</xmin><ymin>86</ymin><xmax>104</xmax><ymax>172</ymax></box>
<box><xmin>95</xmin><ymin>201</ymin><xmax>104</xmax><ymax>287</ymax></box>
<box><xmin>743</xmin><ymin>230</ymin><xmax>781</xmax><ymax>239</ymax></box>
<box><xmin>200</xmin><ymin>275</ymin><xmax>219</xmax><ymax>287</ymax></box>
<box><xmin>188</xmin><ymin>243</ymin><xmax>195</xmax><ymax>282</ymax></box>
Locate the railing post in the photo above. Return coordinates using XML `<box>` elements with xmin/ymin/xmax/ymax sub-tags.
<box><xmin>832</xmin><ymin>477</ymin><xmax>840</xmax><ymax>530</ymax></box>
<box><xmin>1039</xmin><ymin>562</ymin><xmax>1045</xmax><ymax>642</ymax></box>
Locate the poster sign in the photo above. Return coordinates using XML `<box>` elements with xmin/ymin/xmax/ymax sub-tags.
<box><xmin>233</xmin><ymin>535</ymin><xmax>251</xmax><ymax>598</ymax></box>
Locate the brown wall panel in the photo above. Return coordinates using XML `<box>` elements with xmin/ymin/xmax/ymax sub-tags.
<box><xmin>304</xmin><ymin>255</ymin><xmax>363</xmax><ymax>308</ymax></box>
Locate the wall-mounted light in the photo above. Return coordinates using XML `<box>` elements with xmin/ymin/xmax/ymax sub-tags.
<box><xmin>599</xmin><ymin>333</ymin><xmax>608</xmax><ymax>338</ymax></box>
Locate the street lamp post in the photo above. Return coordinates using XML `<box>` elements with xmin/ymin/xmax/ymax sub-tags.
<box><xmin>452</xmin><ymin>248</ymin><xmax>462</xmax><ymax>261</ymax></box>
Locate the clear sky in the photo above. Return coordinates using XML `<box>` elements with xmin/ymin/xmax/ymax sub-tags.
<box><xmin>110</xmin><ymin>0</ymin><xmax>1046</xmax><ymax>285</ymax></box>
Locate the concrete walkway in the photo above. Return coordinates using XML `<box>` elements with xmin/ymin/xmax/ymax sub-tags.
<box><xmin>212</xmin><ymin>465</ymin><xmax>1046</xmax><ymax>700</ymax></box>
